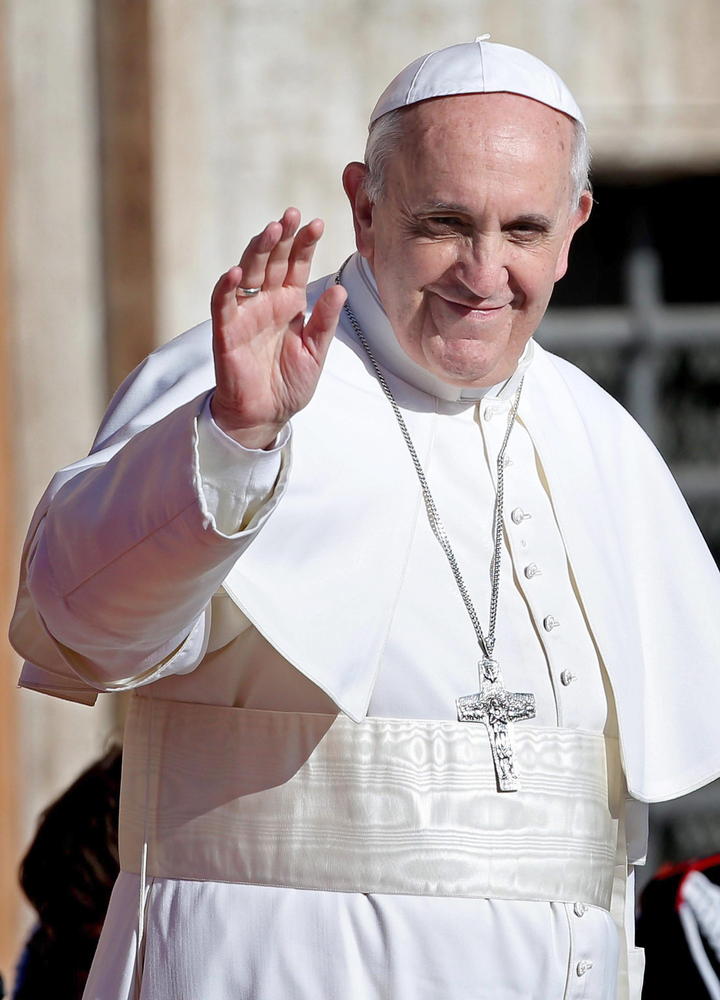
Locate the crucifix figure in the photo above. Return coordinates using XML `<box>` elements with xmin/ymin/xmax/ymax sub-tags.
<box><xmin>456</xmin><ymin>656</ymin><xmax>536</xmax><ymax>792</ymax></box>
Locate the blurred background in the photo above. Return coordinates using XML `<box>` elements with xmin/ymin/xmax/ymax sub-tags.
<box><xmin>0</xmin><ymin>0</ymin><xmax>718</xmax><ymax>985</ymax></box>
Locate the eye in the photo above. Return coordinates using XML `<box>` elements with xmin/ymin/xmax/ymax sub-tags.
<box><xmin>432</xmin><ymin>216</ymin><xmax>464</xmax><ymax>227</ymax></box>
<box><xmin>405</xmin><ymin>215</ymin><xmax>470</xmax><ymax>241</ymax></box>
<box><xmin>505</xmin><ymin>218</ymin><xmax>551</xmax><ymax>242</ymax></box>
<box><xmin>422</xmin><ymin>215</ymin><xmax>472</xmax><ymax>235</ymax></box>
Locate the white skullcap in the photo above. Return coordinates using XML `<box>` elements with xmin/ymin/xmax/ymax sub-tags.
<box><xmin>369</xmin><ymin>36</ymin><xmax>585</xmax><ymax>129</ymax></box>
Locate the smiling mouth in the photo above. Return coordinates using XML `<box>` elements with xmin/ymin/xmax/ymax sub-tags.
<box><xmin>434</xmin><ymin>294</ymin><xmax>511</xmax><ymax>318</ymax></box>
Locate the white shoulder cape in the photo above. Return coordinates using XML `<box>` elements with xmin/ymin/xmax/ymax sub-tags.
<box><xmin>14</xmin><ymin>274</ymin><xmax>720</xmax><ymax>804</ymax></box>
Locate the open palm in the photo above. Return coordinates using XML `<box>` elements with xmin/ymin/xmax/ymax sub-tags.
<box><xmin>210</xmin><ymin>208</ymin><xmax>347</xmax><ymax>449</ymax></box>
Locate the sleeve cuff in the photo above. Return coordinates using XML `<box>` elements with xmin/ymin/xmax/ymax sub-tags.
<box><xmin>196</xmin><ymin>393</ymin><xmax>291</xmax><ymax>536</ymax></box>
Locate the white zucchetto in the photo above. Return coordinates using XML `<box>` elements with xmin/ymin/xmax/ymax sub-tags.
<box><xmin>370</xmin><ymin>36</ymin><xmax>585</xmax><ymax>128</ymax></box>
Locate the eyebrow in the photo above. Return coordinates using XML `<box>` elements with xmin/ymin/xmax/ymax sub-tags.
<box><xmin>415</xmin><ymin>201</ymin><xmax>473</xmax><ymax>215</ymax></box>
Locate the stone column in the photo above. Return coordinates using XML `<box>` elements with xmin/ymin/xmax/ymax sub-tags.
<box><xmin>0</xmin><ymin>0</ymin><xmax>20</xmax><ymax>975</ymax></box>
<box><xmin>3</xmin><ymin>0</ymin><xmax>116</xmax><ymax>968</ymax></box>
<box><xmin>96</xmin><ymin>0</ymin><xmax>157</xmax><ymax>395</ymax></box>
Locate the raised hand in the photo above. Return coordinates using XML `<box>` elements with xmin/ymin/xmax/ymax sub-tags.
<box><xmin>210</xmin><ymin>207</ymin><xmax>347</xmax><ymax>449</ymax></box>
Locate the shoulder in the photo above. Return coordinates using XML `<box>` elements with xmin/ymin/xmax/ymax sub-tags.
<box><xmin>530</xmin><ymin>341</ymin><xmax>646</xmax><ymax>437</ymax></box>
<box><xmin>526</xmin><ymin>341</ymin><xmax>674</xmax><ymax>495</ymax></box>
<box><xmin>93</xmin><ymin>320</ymin><xmax>216</xmax><ymax>450</ymax></box>
<box><xmin>531</xmin><ymin>341</ymin><xmax>622</xmax><ymax>410</ymax></box>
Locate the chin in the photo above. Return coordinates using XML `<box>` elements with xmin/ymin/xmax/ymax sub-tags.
<box><xmin>429</xmin><ymin>350</ymin><xmax>507</xmax><ymax>387</ymax></box>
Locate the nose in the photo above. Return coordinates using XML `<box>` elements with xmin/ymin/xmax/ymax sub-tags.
<box><xmin>454</xmin><ymin>235</ymin><xmax>508</xmax><ymax>300</ymax></box>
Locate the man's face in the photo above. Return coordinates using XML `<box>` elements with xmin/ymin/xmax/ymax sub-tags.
<box><xmin>345</xmin><ymin>93</ymin><xmax>592</xmax><ymax>387</ymax></box>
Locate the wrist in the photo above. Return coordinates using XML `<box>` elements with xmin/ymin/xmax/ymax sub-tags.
<box><xmin>210</xmin><ymin>396</ymin><xmax>285</xmax><ymax>451</ymax></box>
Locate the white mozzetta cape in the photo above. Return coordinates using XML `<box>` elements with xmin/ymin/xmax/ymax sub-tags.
<box><xmin>13</xmin><ymin>271</ymin><xmax>720</xmax><ymax>805</ymax></box>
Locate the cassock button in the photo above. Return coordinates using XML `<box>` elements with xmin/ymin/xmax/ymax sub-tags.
<box><xmin>543</xmin><ymin>615</ymin><xmax>560</xmax><ymax>631</ymax></box>
<box><xmin>524</xmin><ymin>563</ymin><xmax>540</xmax><ymax>579</ymax></box>
<box><xmin>576</xmin><ymin>960</ymin><xmax>593</xmax><ymax>977</ymax></box>
<box><xmin>483</xmin><ymin>406</ymin><xmax>498</xmax><ymax>422</ymax></box>
<box><xmin>511</xmin><ymin>508</ymin><xmax>531</xmax><ymax>525</ymax></box>
<box><xmin>560</xmin><ymin>670</ymin><xmax>576</xmax><ymax>686</ymax></box>
<box><xmin>574</xmin><ymin>902</ymin><xmax>588</xmax><ymax>917</ymax></box>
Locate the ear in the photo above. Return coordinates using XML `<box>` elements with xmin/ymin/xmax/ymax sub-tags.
<box><xmin>554</xmin><ymin>190</ymin><xmax>593</xmax><ymax>281</ymax></box>
<box><xmin>342</xmin><ymin>162</ymin><xmax>375</xmax><ymax>259</ymax></box>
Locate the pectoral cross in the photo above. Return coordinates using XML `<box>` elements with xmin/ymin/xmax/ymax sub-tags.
<box><xmin>456</xmin><ymin>657</ymin><xmax>536</xmax><ymax>792</ymax></box>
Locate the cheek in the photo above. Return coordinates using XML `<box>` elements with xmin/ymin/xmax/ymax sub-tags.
<box><xmin>515</xmin><ymin>252</ymin><xmax>562</xmax><ymax>303</ymax></box>
<box><xmin>377</xmin><ymin>252</ymin><xmax>432</xmax><ymax>310</ymax></box>
<box><xmin>381</xmin><ymin>232</ymin><xmax>458</xmax><ymax>281</ymax></box>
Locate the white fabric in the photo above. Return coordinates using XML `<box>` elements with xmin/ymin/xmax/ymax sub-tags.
<box><xmin>85</xmin><ymin>875</ymin><xmax>620</xmax><ymax>1000</ymax></box>
<box><xmin>13</xmin><ymin>259</ymin><xmax>720</xmax><ymax>803</ymax></box>
<box><xmin>370</xmin><ymin>38</ymin><xmax>585</xmax><ymax>127</ymax></box>
<box><xmin>11</xmin><ymin>253</ymin><xmax>720</xmax><ymax>998</ymax></box>
<box><xmin>12</xmin><ymin>389</ymin><xmax>291</xmax><ymax>698</ymax></box>
<box><xmin>120</xmin><ymin>698</ymin><xmax>621</xmax><ymax>906</ymax></box>
<box><xmin>196</xmin><ymin>396</ymin><xmax>289</xmax><ymax>535</ymax></box>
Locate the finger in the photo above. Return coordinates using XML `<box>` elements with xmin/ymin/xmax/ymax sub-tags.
<box><xmin>285</xmin><ymin>218</ymin><xmax>325</xmax><ymax>289</ymax></box>
<box><xmin>302</xmin><ymin>284</ymin><xmax>347</xmax><ymax>363</ymax></box>
<box><xmin>236</xmin><ymin>221</ymin><xmax>283</xmax><ymax>291</ymax></box>
<box><xmin>263</xmin><ymin>207</ymin><xmax>302</xmax><ymax>289</ymax></box>
<box><xmin>211</xmin><ymin>265</ymin><xmax>247</xmax><ymax>331</ymax></box>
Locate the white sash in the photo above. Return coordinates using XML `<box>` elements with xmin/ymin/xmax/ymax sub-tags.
<box><xmin>120</xmin><ymin>696</ymin><xmax>622</xmax><ymax>909</ymax></box>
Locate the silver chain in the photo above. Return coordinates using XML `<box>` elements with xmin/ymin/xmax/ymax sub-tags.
<box><xmin>335</xmin><ymin>261</ymin><xmax>523</xmax><ymax>660</ymax></box>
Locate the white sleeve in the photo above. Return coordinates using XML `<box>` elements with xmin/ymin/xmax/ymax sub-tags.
<box><xmin>14</xmin><ymin>390</ymin><xmax>291</xmax><ymax>695</ymax></box>
<box><xmin>196</xmin><ymin>393</ymin><xmax>290</xmax><ymax>536</ymax></box>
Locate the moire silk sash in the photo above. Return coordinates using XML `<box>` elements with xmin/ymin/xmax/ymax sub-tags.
<box><xmin>120</xmin><ymin>696</ymin><xmax>622</xmax><ymax>910</ymax></box>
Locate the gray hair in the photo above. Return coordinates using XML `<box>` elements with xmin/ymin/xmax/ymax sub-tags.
<box><xmin>364</xmin><ymin>106</ymin><xmax>591</xmax><ymax>209</ymax></box>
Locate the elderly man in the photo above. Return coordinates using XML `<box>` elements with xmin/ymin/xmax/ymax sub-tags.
<box><xmin>11</xmin><ymin>38</ymin><xmax>720</xmax><ymax>1000</ymax></box>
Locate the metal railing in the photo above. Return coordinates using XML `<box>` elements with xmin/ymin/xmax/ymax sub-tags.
<box><xmin>538</xmin><ymin>242</ymin><xmax>720</xmax><ymax>508</ymax></box>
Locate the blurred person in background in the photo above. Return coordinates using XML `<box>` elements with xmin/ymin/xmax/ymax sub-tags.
<box><xmin>9</xmin><ymin>37</ymin><xmax>720</xmax><ymax>1000</ymax></box>
<box><xmin>12</xmin><ymin>747</ymin><xmax>121</xmax><ymax>999</ymax></box>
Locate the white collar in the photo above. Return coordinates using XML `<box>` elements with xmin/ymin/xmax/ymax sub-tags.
<box><xmin>338</xmin><ymin>252</ymin><xmax>533</xmax><ymax>404</ymax></box>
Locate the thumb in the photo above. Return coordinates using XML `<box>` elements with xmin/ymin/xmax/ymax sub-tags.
<box><xmin>302</xmin><ymin>285</ymin><xmax>348</xmax><ymax>364</ymax></box>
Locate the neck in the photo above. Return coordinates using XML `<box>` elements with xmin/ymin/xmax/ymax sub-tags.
<box><xmin>338</xmin><ymin>253</ymin><xmax>532</xmax><ymax>404</ymax></box>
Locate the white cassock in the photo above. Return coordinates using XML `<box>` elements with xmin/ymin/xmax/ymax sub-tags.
<box><xmin>11</xmin><ymin>254</ymin><xmax>720</xmax><ymax>1000</ymax></box>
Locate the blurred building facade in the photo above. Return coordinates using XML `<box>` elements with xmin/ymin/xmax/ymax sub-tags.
<box><xmin>1</xmin><ymin>0</ymin><xmax>718</xmax><ymax>979</ymax></box>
